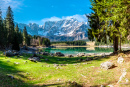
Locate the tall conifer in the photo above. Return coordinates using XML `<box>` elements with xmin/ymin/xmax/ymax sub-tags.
<box><xmin>5</xmin><ymin>6</ymin><xmax>14</xmax><ymax>45</ymax></box>
<box><xmin>23</xmin><ymin>26</ymin><xmax>28</xmax><ymax>45</ymax></box>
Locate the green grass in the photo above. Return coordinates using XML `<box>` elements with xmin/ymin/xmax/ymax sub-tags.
<box><xmin>0</xmin><ymin>51</ymin><xmax>130</xmax><ymax>87</ymax></box>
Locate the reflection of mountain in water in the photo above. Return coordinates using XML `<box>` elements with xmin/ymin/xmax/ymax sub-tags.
<box><xmin>42</xmin><ymin>47</ymin><xmax>114</xmax><ymax>55</ymax></box>
<box><xmin>86</xmin><ymin>47</ymin><xmax>95</xmax><ymax>50</ymax></box>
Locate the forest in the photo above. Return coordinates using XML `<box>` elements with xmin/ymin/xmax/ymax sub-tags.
<box><xmin>0</xmin><ymin>6</ymin><xmax>51</xmax><ymax>50</ymax></box>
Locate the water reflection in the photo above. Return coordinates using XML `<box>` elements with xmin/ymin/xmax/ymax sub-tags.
<box><xmin>41</xmin><ymin>47</ymin><xmax>118</xmax><ymax>55</ymax></box>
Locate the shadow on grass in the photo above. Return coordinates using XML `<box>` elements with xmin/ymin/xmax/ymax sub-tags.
<box><xmin>0</xmin><ymin>60</ymin><xmax>33</xmax><ymax>87</ymax></box>
<box><xmin>34</xmin><ymin>82</ymin><xmax>83</xmax><ymax>87</ymax></box>
<box><xmin>1</xmin><ymin>50</ymin><xmax>111</xmax><ymax>65</ymax></box>
<box><xmin>39</xmin><ymin>55</ymin><xmax>111</xmax><ymax>64</ymax></box>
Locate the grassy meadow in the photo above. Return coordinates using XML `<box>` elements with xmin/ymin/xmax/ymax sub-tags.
<box><xmin>0</xmin><ymin>51</ymin><xmax>130</xmax><ymax>87</ymax></box>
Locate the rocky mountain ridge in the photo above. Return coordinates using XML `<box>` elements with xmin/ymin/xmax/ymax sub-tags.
<box><xmin>16</xmin><ymin>18</ymin><xmax>89</xmax><ymax>41</ymax></box>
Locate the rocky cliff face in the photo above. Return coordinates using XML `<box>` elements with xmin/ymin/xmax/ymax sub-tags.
<box><xmin>16</xmin><ymin>18</ymin><xmax>88</xmax><ymax>41</ymax></box>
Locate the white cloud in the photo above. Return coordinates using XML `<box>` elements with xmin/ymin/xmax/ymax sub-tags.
<box><xmin>62</xmin><ymin>14</ymin><xmax>87</xmax><ymax>22</ymax></box>
<box><xmin>30</xmin><ymin>14</ymin><xmax>88</xmax><ymax>25</ymax></box>
<box><xmin>0</xmin><ymin>0</ymin><xmax>23</xmax><ymax>15</ymax></box>
<box><xmin>41</xmin><ymin>16</ymin><xmax>62</xmax><ymax>23</ymax></box>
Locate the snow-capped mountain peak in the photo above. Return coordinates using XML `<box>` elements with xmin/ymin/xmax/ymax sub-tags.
<box><xmin>16</xmin><ymin>18</ymin><xmax>88</xmax><ymax>41</ymax></box>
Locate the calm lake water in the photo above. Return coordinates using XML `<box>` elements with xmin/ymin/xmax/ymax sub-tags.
<box><xmin>42</xmin><ymin>47</ymin><xmax>130</xmax><ymax>55</ymax></box>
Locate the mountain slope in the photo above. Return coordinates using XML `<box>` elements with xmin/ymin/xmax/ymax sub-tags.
<box><xmin>16</xmin><ymin>18</ymin><xmax>88</xmax><ymax>41</ymax></box>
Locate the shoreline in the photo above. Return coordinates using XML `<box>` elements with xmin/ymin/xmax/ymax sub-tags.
<box><xmin>54</xmin><ymin>45</ymin><xmax>130</xmax><ymax>48</ymax></box>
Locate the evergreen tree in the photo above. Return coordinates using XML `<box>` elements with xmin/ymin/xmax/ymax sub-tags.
<box><xmin>15</xmin><ymin>24</ymin><xmax>19</xmax><ymax>33</ymax></box>
<box><xmin>88</xmin><ymin>0</ymin><xmax>129</xmax><ymax>52</ymax></box>
<box><xmin>19</xmin><ymin>30</ymin><xmax>23</xmax><ymax>44</ymax></box>
<box><xmin>23</xmin><ymin>26</ymin><xmax>28</xmax><ymax>46</ymax></box>
<box><xmin>5</xmin><ymin>6</ymin><xmax>14</xmax><ymax>45</ymax></box>
<box><xmin>12</xmin><ymin>24</ymin><xmax>20</xmax><ymax>50</ymax></box>
<box><xmin>0</xmin><ymin>8</ymin><xmax>7</xmax><ymax>48</ymax></box>
<box><xmin>0</xmin><ymin>8</ymin><xmax>3</xmax><ymax>46</ymax></box>
<box><xmin>27</xmin><ymin>35</ymin><xmax>32</xmax><ymax>46</ymax></box>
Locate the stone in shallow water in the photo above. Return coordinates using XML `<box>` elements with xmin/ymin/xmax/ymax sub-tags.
<box><xmin>54</xmin><ymin>52</ymin><xmax>64</xmax><ymax>56</ymax></box>
<box><xmin>77</xmin><ymin>53</ymin><xmax>85</xmax><ymax>57</ymax></box>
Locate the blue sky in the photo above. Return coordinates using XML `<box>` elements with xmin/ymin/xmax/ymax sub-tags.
<box><xmin>0</xmin><ymin>0</ymin><xmax>92</xmax><ymax>25</ymax></box>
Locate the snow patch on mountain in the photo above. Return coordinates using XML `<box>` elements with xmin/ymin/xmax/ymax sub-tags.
<box><xmin>17</xmin><ymin>18</ymin><xmax>89</xmax><ymax>41</ymax></box>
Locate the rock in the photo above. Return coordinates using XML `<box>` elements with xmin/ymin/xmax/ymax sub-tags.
<box><xmin>100</xmin><ymin>62</ymin><xmax>115</xmax><ymax>70</ymax></box>
<box><xmin>117</xmin><ymin>57</ymin><xmax>124</xmax><ymax>64</ymax></box>
<box><xmin>31</xmin><ymin>53</ymin><xmax>38</xmax><ymax>57</ymax></box>
<box><xmin>57</xmin><ymin>79</ymin><xmax>60</xmax><ymax>81</ymax></box>
<box><xmin>100</xmin><ymin>85</ymin><xmax>105</xmax><ymax>87</ymax></box>
<box><xmin>8</xmin><ymin>75</ymin><xmax>14</xmax><ymax>79</ymax></box>
<box><xmin>67</xmin><ymin>55</ymin><xmax>73</xmax><ymax>58</ymax></box>
<box><xmin>85</xmin><ymin>54</ymin><xmax>91</xmax><ymax>56</ymax></box>
<box><xmin>39</xmin><ymin>56</ymin><xmax>44</xmax><ymax>59</ymax></box>
<box><xmin>42</xmin><ymin>52</ymin><xmax>49</xmax><ymax>56</ymax></box>
<box><xmin>107</xmin><ymin>85</ymin><xmax>114</xmax><ymax>87</ymax></box>
<box><xmin>77</xmin><ymin>53</ymin><xmax>85</xmax><ymax>57</ymax></box>
<box><xmin>45</xmin><ymin>58</ymin><xmax>49</xmax><ymax>61</ymax></box>
<box><xmin>54</xmin><ymin>64</ymin><xmax>59</xmax><ymax>67</ymax></box>
<box><xmin>60</xmin><ymin>64</ymin><xmax>66</xmax><ymax>66</ymax></box>
<box><xmin>28</xmin><ymin>57</ymin><xmax>41</xmax><ymax>62</ymax></box>
<box><xmin>82</xmin><ymin>60</ymin><xmax>86</xmax><ymax>62</ymax></box>
<box><xmin>22</xmin><ymin>46</ymin><xmax>28</xmax><ymax>50</ymax></box>
<box><xmin>4</xmin><ymin>50</ymin><xmax>14</xmax><ymax>57</ymax></box>
<box><xmin>66</xmin><ymin>81</ymin><xmax>79</xmax><ymax>87</ymax></box>
<box><xmin>49</xmin><ymin>53</ymin><xmax>54</xmax><ymax>57</ymax></box>
<box><xmin>13</xmin><ymin>52</ymin><xmax>19</xmax><ymax>56</ymax></box>
<box><xmin>125</xmin><ymin>78</ymin><xmax>129</xmax><ymax>83</ymax></box>
<box><xmin>47</xmin><ymin>65</ymin><xmax>50</xmax><ymax>67</ymax></box>
<box><xmin>117</xmin><ymin>68</ymin><xmax>127</xmax><ymax>84</ymax></box>
<box><xmin>20</xmin><ymin>50</ymin><xmax>33</xmax><ymax>54</ymax></box>
<box><xmin>54</xmin><ymin>52</ymin><xmax>64</xmax><ymax>57</ymax></box>
<box><xmin>84</xmin><ymin>58</ymin><xmax>92</xmax><ymax>61</ymax></box>
<box><xmin>14</xmin><ymin>62</ymin><xmax>20</xmax><ymax>65</ymax></box>
<box><xmin>79</xmin><ymin>58</ymin><xmax>83</xmax><ymax>61</ymax></box>
<box><xmin>24</xmin><ymin>61</ymin><xmax>28</xmax><ymax>64</ymax></box>
<box><xmin>26</xmin><ymin>72</ymin><xmax>29</xmax><ymax>75</ymax></box>
<box><xmin>56</xmin><ymin>67</ymin><xmax>60</xmax><ymax>69</ymax></box>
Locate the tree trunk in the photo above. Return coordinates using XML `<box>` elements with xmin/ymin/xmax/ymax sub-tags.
<box><xmin>113</xmin><ymin>36</ymin><xmax>118</xmax><ymax>52</ymax></box>
<box><xmin>120</xmin><ymin>35</ymin><xmax>122</xmax><ymax>52</ymax></box>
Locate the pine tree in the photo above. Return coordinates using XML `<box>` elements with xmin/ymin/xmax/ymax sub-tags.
<box><xmin>5</xmin><ymin>6</ymin><xmax>14</xmax><ymax>46</ymax></box>
<box><xmin>0</xmin><ymin>8</ymin><xmax>7</xmax><ymax>48</ymax></box>
<box><xmin>27</xmin><ymin>35</ymin><xmax>32</xmax><ymax>46</ymax></box>
<box><xmin>23</xmin><ymin>26</ymin><xmax>28</xmax><ymax>46</ymax></box>
<box><xmin>0</xmin><ymin>8</ymin><xmax>3</xmax><ymax>46</ymax></box>
<box><xmin>12</xmin><ymin>24</ymin><xmax>20</xmax><ymax>50</ymax></box>
<box><xmin>19</xmin><ymin>30</ymin><xmax>23</xmax><ymax>44</ymax></box>
<box><xmin>88</xmin><ymin>0</ymin><xmax>129</xmax><ymax>52</ymax></box>
<box><xmin>15</xmin><ymin>24</ymin><xmax>19</xmax><ymax>33</ymax></box>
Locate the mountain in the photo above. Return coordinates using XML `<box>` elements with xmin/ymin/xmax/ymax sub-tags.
<box><xmin>16</xmin><ymin>18</ymin><xmax>89</xmax><ymax>41</ymax></box>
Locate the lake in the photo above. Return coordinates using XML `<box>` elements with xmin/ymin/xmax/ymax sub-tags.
<box><xmin>41</xmin><ymin>47</ymin><xmax>130</xmax><ymax>55</ymax></box>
